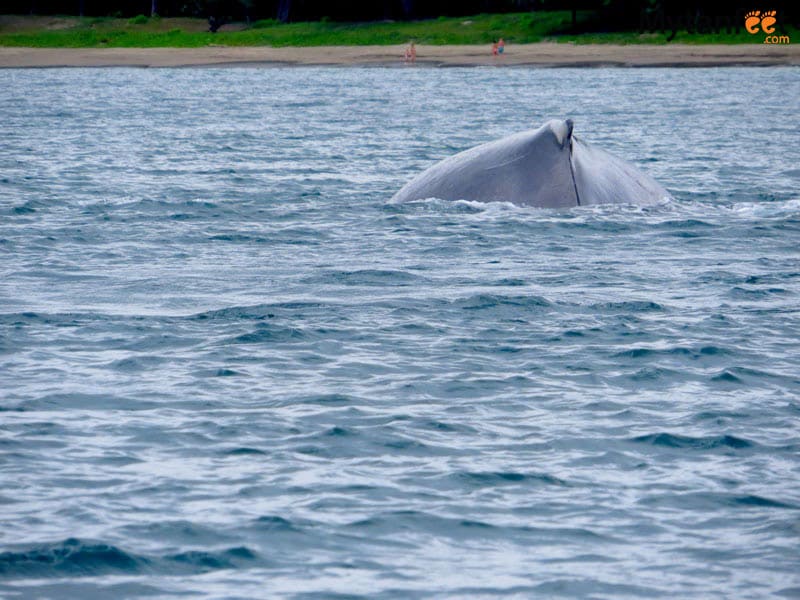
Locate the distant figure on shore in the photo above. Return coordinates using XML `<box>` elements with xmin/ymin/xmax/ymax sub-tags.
<box><xmin>208</xmin><ymin>16</ymin><xmax>221</xmax><ymax>33</ymax></box>
<box><xmin>404</xmin><ymin>42</ymin><xmax>417</xmax><ymax>64</ymax></box>
<box><xmin>491</xmin><ymin>41</ymin><xmax>498</xmax><ymax>56</ymax></box>
<box><xmin>498</xmin><ymin>38</ymin><xmax>505</xmax><ymax>54</ymax></box>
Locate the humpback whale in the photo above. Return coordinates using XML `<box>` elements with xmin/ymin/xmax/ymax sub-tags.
<box><xmin>392</xmin><ymin>119</ymin><xmax>670</xmax><ymax>208</ymax></box>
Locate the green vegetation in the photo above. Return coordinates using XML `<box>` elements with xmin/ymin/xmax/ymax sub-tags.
<box><xmin>128</xmin><ymin>14</ymin><xmax>150</xmax><ymax>26</ymax></box>
<box><xmin>0</xmin><ymin>12</ymin><xmax>789</xmax><ymax>48</ymax></box>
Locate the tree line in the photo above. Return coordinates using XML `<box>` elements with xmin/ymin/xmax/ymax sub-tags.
<box><xmin>3</xmin><ymin>1</ymin><xmax>797</xmax><ymax>29</ymax></box>
<box><xmin>6</xmin><ymin>0</ymin><xmax>544</xmax><ymax>21</ymax></box>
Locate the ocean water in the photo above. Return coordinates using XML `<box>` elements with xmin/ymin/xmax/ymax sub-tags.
<box><xmin>1</xmin><ymin>66</ymin><xmax>799</xmax><ymax>599</ymax></box>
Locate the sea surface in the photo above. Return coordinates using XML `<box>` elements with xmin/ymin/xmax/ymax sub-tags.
<box><xmin>1</xmin><ymin>66</ymin><xmax>799</xmax><ymax>599</ymax></box>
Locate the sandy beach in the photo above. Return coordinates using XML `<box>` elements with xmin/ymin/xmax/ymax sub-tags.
<box><xmin>1</xmin><ymin>43</ymin><xmax>798</xmax><ymax>68</ymax></box>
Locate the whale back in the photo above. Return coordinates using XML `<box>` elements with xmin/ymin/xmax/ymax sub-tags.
<box><xmin>392</xmin><ymin>119</ymin><xmax>670</xmax><ymax>208</ymax></box>
<box><xmin>391</xmin><ymin>120</ymin><xmax>578</xmax><ymax>208</ymax></box>
<box><xmin>570</xmin><ymin>136</ymin><xmax>668</xmax><ymax>206</ymax></box>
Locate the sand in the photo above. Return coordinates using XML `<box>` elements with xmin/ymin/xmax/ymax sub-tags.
<box><xmin>1</xmin><ymin>43</ymin><xmax>798</xmax><ymax>68</ymax></box>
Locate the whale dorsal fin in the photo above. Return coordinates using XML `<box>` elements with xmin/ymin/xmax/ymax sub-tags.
<box><xmin>548</xmin><ymin>119</ymin><xmax>574</xmax><ymax>148</ymax></box>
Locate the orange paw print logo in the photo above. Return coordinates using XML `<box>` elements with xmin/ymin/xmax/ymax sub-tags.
<box><xmin>760</xmin><ymin>10</ymin><xmax>777</xmax><ymax>33</ymax></box>
<box><xmin>744</xmin><ymin>9</ymin><xmax>778</xmax><ymax>34</ymax></box>
<box><xmin>744</xmin><ymin>10</ymin><xmax>761</xmax><ymax>33</ymax></box>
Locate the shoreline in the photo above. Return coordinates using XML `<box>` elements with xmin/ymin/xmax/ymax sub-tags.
<box><xmin>1</xmin><ymin>43</ymin><xmax>799</xmax><ymax>68</ymax></box>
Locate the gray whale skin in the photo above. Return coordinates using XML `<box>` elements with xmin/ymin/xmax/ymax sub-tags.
<box><xmin>391</xmin><ymin>119</ymin><xmax>670</xmax><ymax>208</ymax></box>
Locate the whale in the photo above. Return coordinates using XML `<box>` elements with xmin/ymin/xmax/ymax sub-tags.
<box><xmin>391</xmin><ymin>119</ymin><xmax>670</xmax><ymax>208</ymax></box>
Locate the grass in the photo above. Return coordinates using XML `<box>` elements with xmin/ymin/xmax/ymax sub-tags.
<box><xmin>0</xmin><ymin>12</ymin><xmax>791</xmax><ymax>47</ymax></box>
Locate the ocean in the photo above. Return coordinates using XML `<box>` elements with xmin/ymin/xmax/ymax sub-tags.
<box><xmin>1</xmin><ymin>66</ymin><xmax>799</xmax><ymax>598</ymax></box>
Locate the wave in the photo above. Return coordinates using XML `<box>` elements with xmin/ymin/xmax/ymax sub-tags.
<box><xmin>588</xmin><ymin>300</ymin><xmax>664</xmax><ymax>313</ymax></box>
<box><xmin>450</xmin><ymin>293</ymin><xmax>552</xmax><ymax>311</ymax></box>
<box><xmin>453</xmin><ymin>471</ymin><xmax>568</xmax><ymax>487</ymax></box>
<box><xmin>614</xmin><ymin>344</ymin><xmax>733</xmax><ymax>360</ymax></box>
<box><xmin>302</xmin><ymin>269</ymin><xmax>428</xmax><ymax>287</ymax></box>
<box><xmin>639</xmin><ymin>492</ymin><xmax>797</xmax><ymax>511</ymax></box>
<box><xmin>343</xmin><ymin>510</ymin><xmax>616</xmax><ymax>543</ymax></box>
<box><xmin>190</xmin><ymin>301</ymin><xmax>331</xmax><ymax>321</ymax></box>
<box><xmin>629</xmin><ymin>432</ymin><xmax>755</xmax><ymax>450</ymax></box>
<box><xmin>227</xmin><ymin>324</ymin><xmax>307</xmax><ymax>344</ymax></box>
<box><xmin>0</xmin><ymin>538</ymin><xmax>258</xmax><ymax>579</ymax></box>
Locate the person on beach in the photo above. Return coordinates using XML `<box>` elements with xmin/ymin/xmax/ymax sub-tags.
<box><xmin>491</xmin><ymin>41</ymin><xmax>498</xmax><ymax>56</ymax></box>
<box><xmin>498</xmin><ymin>38</ymin><xmax>505</xmax><ymax>54</ymax></box>
<box><xmin>404</xmin><ymin>42</ymin><xmax>416</xmax><ymax>64</ymax></box>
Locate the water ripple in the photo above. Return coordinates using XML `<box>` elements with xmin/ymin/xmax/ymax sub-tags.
<box><xmin>1</xmin><ymin>66</ymin><xmax>799</xmax><ymax>599</ymax></box>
